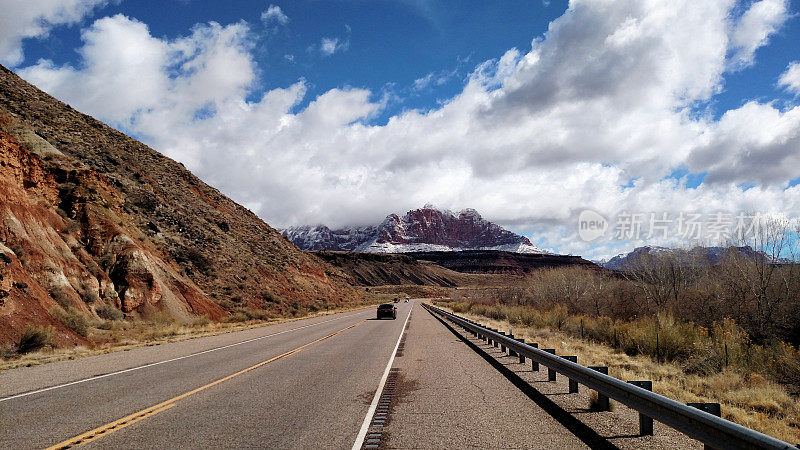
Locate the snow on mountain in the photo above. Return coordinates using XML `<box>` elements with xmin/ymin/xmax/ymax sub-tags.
<box><xmin>281</xmin><ymin>206</ymin><xmax>547</xmax><ymax>254</ymax></box>
<box><xmin>599</xmin><ymin>245</ymin><xmax>774</xmax><ymax>270</ymax></box>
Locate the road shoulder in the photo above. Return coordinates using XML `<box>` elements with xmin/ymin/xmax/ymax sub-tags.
<box><xmin>379</xmin><ymin>305</ymin><xmax>589</xmax><ymax>449</ymax></box>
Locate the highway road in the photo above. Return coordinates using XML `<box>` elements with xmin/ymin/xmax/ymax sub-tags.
<box><xmin>1</xmin><ymin>304</ymin><xmax>400</xmax><ymax>448</ymax></box>
<box><xmin>0</xmin><ymin>300</ymin><xmax>694</xmax><ymax>449</ymax></box>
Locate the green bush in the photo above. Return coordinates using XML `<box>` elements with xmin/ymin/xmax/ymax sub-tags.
<box><xmin>49</xmin><ymin>288</ymin><xmax>73</xmax><ymax>309</ymax></box>
<box><xmin>51</xmin><ymin>307</ymin><xmax>90</xmax><ymax>337</ymax></box>
<box><xmin>95</xmin><ymin>304</ymin><xmax>124</xmax><ymax>321</ymax></box>
<box><xmin>17</xmin><ymin>326</ymin><xmax>53</xmax><ymax>353</ymax></box>
<box><xmin>260</xmin><ymin>291</ymin><xmax>279</xmax><ymax>303</ymax></box>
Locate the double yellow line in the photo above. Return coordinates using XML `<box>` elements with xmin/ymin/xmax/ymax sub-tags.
<box><xmin>47</xmin><ymin>320</ymin><xmax>363</xmax><ymax>449</ymax></box>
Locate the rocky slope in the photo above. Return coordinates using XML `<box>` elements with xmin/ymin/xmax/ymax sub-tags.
<box><xmin>283</xmin><ymin>206</ymin><xmax>545</xmax><ymax>254</ymax></box>
<box><xmin>599</xmin><ymin>245</ymin><xmax>771</xmax><ymax>270</ymax></box>
<box><xmin>0</xmin><ymin>64</ymin><xmax>361</xmax><ymax>347</ymax></box>
<box><xmin>312</xmin><ymin>251</ymin><xmax>463</xmax><ymax>287</ymax></box>
<box><xmin>405</xmin><ymin>250</ymin><xmax>599</xmax><ymax>275</ymax></box>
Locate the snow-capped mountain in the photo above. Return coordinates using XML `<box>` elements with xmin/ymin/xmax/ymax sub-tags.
<box><xmin>599</xmin><ymin>245</ymin><xmax>774</xmax><ymax>270</ymax></box>
<box><xmin>281</xmin><ymin>206</ymin><xmax>547</xmax><ymax>254</ymax></box>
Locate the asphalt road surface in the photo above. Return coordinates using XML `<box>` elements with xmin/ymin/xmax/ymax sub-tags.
<box><xmin>0</xmin><ymin>300</ymin><xmax>684</xmax><ymax>449</ymax></box>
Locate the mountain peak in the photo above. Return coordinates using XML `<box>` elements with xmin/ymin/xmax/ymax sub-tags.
<box><xmin>599</xmin><ymin>245</ymin><xmax>772</xmax><ymax>270</ymax></box>
<box><xmin>282</xmin><ymin>207</ymin><xmax>546</xmax><ymax>254</ymax></box>
<box><xmin>458</xmin><ymin>208</ymin><xmax>481</xmax><ymax>219</ymax></box>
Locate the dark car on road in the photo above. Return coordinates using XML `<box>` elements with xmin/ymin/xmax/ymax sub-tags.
<box><xmin>376</xmin><ymin>303</ymin><xmax>397</xmax><ymax>320</ymax></box>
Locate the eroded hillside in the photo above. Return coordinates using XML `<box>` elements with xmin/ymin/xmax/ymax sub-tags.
<box><xmin>0</xmin><ymin>64</ymin><xmax>361</xmax><ymax>347</ymax></box>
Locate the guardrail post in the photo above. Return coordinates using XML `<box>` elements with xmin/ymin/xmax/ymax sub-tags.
<box><xmin>530</xmin><ymin>343</ymin><xmax>539</xmax><ymax>371</ymax></box>
<box><xmin>628</xmin><ymin>381</ymin><xmax>653</xmax><ymax>435</ymax></box>
<box><xmin>687</xmin><ymin>403</ymin><xmax>722</xmax><ymax>450</ymax></box>
<box><xmin>493</xmin><ymin>330</ymin><xmax>499</xmax><ymax>348</ymax></box>
<box><xmin>543</xmin><ymin>349</ymin><xmax>557</xmax><ymax>381</ymax></box>
<box><xmin>563</xmin><ymin>356</ymin><xmax>579</xmax><ymax>393</ymax></box>
<box><xmin>419</xmin><ymin>308</ymin><xmax>797</xmax><ymax>448</ymax></box>
<box><xmin>588</xmin><ymin>366</ymin><xmax>610</xmax><ymax>411</ymax></box>
<box><xmin>508</xmin><ymin>332</ymin><xmax>517</xmax><ymax>357</ymax></box>
<box><xmin>517</xmin><ymin>339</ymin><xmax>526</xmax><ymax>363</ymax></box>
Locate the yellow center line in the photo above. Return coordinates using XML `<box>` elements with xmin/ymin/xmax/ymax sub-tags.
<box><xmin>46</xmin><ymin>320</ymin><xmax>364</xmax><ymax>449</ymax></box>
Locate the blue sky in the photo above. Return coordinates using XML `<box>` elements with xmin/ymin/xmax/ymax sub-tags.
<box><xmin>16</xmin><ymin>1</ymin><xmax>799</xmax><ymax>123</ymax></box>
<box><xmin>18</xmin><ymin>1</ymin><xmax>574</xmax><ymax>122</ymax></box>
<box><xmin>2</xmin><ymin>0</ymin><xmax>799</xmax><ymax>259</ymax></box>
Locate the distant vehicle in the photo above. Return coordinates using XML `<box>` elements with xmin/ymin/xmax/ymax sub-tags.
<box><xmin>405</xmin><ymin>296</ymin><xmax>410</xmax><ymax>301</ymax></box>
<box><xmin>377</xmin><ymin>303</ymin><xmax>397</xmax><ymax>320</ymax></box>
<box><xmin>404</xmin><ymin>298</ymin><xmax>409</xmax><ymax>303</ymax></box>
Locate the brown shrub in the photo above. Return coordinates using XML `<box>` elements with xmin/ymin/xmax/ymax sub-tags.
<box><xmin>17</xmin><ymin>326</ymin><xmax>53</xmax><ymax>353</ymax></box>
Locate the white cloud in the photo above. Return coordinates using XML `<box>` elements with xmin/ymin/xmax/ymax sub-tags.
<box><xmin>412</xmin><ymin>72</ymin><xmax>435</xmax><ymax>91</ymax></box>
<box><xmin>261</xmin><ymin>4</ymin><xmax>289</xmax><ymax>26</ymax></box>
<box><xmin>320</xmin><ymin>36</ymin><xmax>348</xmax><ymax>56</ymax></box>
<box><xmin>688</xmin><ymin>102</ymin><xmax>800</xmax><ymax>186</ymax></box>
<box><xmin>412</xmin><ymin>67</ymin><xmax>459</xmax><ymax>91</ymax></box>
<box><xmin>728</xmin><ymin>0</ymin><xmax>788</xmax><ymax>68</ymax></box>
<box><xmin>0</xmin><ymin>0</ymin><xmax>106</xmax><ymax>65</ymax></box>
<box><xmin>20</xmin><ymin>15</ymin><xmax>254</xmax><ymax>130</ymax></box>
<box><xmin>15</xmin><ymin>0</ymin><xmax>800</xmax><ymax>257</ymax></box>
<box><xmin>780</xmin><ymin>61</ymin><xmax>800</xmax><ymax>95</ymax></box>
<box><xmin>20</xmin><ymin>15</ymin><xmax>169</xmax><ymax>123</ymax></box>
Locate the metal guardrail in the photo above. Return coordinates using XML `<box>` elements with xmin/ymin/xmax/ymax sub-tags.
<box><xmin>423</xmin><ymin>303</ymin><xmax>794</xmax><ymax>450</ymax></box>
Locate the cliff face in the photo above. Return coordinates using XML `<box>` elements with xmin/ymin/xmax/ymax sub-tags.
<box><xmin>403</xmin><ymin>250</ymin><xmax>600</xmax><ymax>275</ymax></box>
<box><xmin>372</xmin><ymin>208</ymin><xmax>537</xmax><ymax>251</ymax></box>
<box><xmin>312</xmin><ymin>251</ymin><xmax>462</xmax><ymax>287</ymax></box>
<box><xmin>0</xmin><ymin>65</ymin><xmax>361</xmax><ymax>347</ymax></box>
<box><xmin>0</xmin><ymin>128</ymin><xmax>225</xmax><ymax>344</ymax></box>
<box><xmin>283</xmin><ymin>206</ymin><xmax>545</xmax><ymax>254</ymax></box>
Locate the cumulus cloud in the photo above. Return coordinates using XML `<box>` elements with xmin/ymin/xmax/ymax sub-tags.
<box><xmin>780</xmin><ymin>61</ymin><xmax>800</xmax><ymax>95</ymax></box>
<box><xmin>261</xmin><ymin>4</ymin><xmax>289</xmax><ymax>26</ymax></box>
<box><xmin>728</xmin><ymin>0</ymin><xmax>788</xmax><ymax>68</ymax></box>
<box><xmin>15</xmin><ymin>0</ymin><xmax>800</xmax><ymax>258</ymax></box>
<box><xmin>0</xmin><ymin>0</ymin><xmax>106</xmax><ymax>65</ymax></box>
<box><xmin>20</xmin><ymin>15</ymin><xmax>254</xmax><ymax>131</ymax></box>
<box><xmin>20</xmin><ymin>16</ymin><xmax>170</xmax><ymax>123</ymax></box>
<box><xmin>688</xmin><ymin>102</ymin><xmax>800</xmax><ymax>186</ymax></box>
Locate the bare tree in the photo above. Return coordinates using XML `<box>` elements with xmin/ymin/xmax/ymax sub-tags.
<box><xmin>621</xmin><ymin>248</ymin><xmax>692</xmax><ymax>313</ymax></box>
<box><xmin>725</xmin><ymin>216</ymin><xmax>798</xmax><ymax>342</ymax></box>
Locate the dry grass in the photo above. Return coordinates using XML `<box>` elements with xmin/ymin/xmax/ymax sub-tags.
<box><xmin>439</xmin><ymin>305</ymin><xmax>800</xmax><ymax>444</ymax></box>
<box><xmin>0</xmin><ymin>300</ymin><xmax>381</xmax><ymax>371</ymax></box>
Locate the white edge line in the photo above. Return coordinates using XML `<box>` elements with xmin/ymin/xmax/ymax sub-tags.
<box><xmin>352</xmin><ymin>304</ymin><xmax>413</xmax><ymax>450</ymax></box>
<box><xmin>0</xmin><ymin>310</ymin><xmax>368</xmax><ymax>403</ymax></box>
